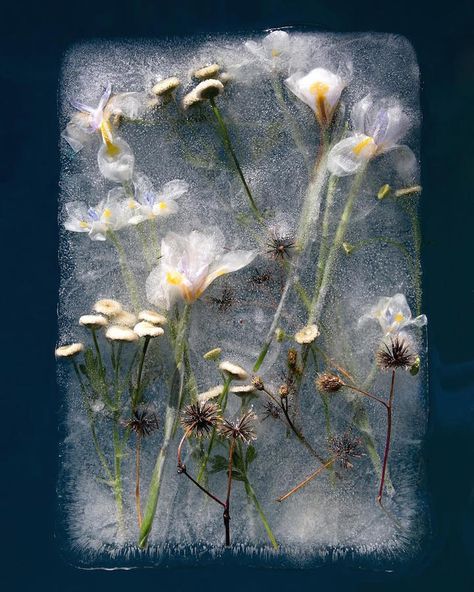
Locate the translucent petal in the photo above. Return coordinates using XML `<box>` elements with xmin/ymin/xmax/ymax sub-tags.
<box><xmin>97</xmin><ymin>138</ymin><xmax>134</xmax><ymax>183</ymax></box>
<box><xmin>327</xmin><ymin>134</ymin><xmax>376</xmax><ymax>176</ymax></box>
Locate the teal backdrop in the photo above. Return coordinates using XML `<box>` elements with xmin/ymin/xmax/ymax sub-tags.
<box><xmin>1</xmin><ymin>0</ymin><xmax>473</xmax><ymax>590</ymax></box>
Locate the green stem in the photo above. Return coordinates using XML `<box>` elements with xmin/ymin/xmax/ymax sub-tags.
<box><xmin>314</xmin><ymin>174</ymin><xmax>338</xmax><ymax>296</ymax></box>
<box><xmin>133</xmin><ymin>336</ymin><xmax>150</xmax><ymax>409</ymax></box>
<box><xmin>308</xmin><ymin>166</ymin><xmax>367</xmax><ymax>324</ymax></box>
<box><xmin>244</xmin><ymin>478</ymin><xmax>278</xmax><ymax>550</ymax></box>
<box><xmin>209</xmin><ymin>98</ymin><xmax>264</xmax><ymax>223</ymax></box>
<box><xmin>107</xmin><ymin>229</ymin><xmax>140</xmax><ymax>312</ymax></box>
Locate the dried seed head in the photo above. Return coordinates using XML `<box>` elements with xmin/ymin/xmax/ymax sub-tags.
<box><xmin>218</xmin><ymin>409</ymin><xmax>258</xmax><ymax>444</ymax></box>
<box><xmin>376</xmin><ymin>335</ymin><xmax>417</xmax><ymax>371</ymax></box>
<box><xmin>133</xmin><ymin>321</ymin><xmax>164</xmax><ymax>338</ymax></box>
<box><xmin>251</xmin><ymin>376</ymin><xmax>265</xmax><ymax>391</ymax></box>
<box><xmin>315</xmin><ymin>372</ymin><xmax>344</xmax><ymax>393</ymax></box>
<box><xmin>279</xmin><ymin>384</ymin><xmax>289</xmax><ymax>398</ymax></box>
<box><xmin>113</xmin><ymin>310</ymin><xmax>138</xmax><ymax>328</ymax></box>
<box><xmin>287</xmin><ymin>348</ymin><xmax>298</xmax><ymax>369</ymax></box>
<box><xmin>79</xmin><ymin>314</ymin><xmax>108</xmax><ymax>329</ymax></box>
<box><xmin>124</xmin><ymin>406</ymin><xmax>159</xmax><ymax>437</ymax></box>
<box><xmin>203</xmin><ymin>347</ymin><xmax>222</xmax><ymax>361</ymax></box>
<box><xmin>55</xmin><ymin>343</ymin><xmax>84</xmax><ymax>358</ymax></box>
<box><xmin>105</xmin><ymin>325</ymin><xmax>139</xmax><ymax>342</ymax></box>
<box><xmin>151</xmin><ymin>76</ymin><xmax>181</xmax><ymax>97</ymax></box>
<box><xmin>329</xmin><ymin>433</ymin><xmax>363</xmax><ymax>469</ymax></box>
<box><xmin>193</xmin><ymin>64</ymin><xmax>221</xmax><ymax>80</ymax></box>
<box><xmin>342</xmin><ymin>242</ymin><xmax>354</xmax><ymax>255</ymax></box>
<box><xmin>219</xmin><ymin>361</ymin><xmax>248</xmax><ymax>381</ymax></box>
<box><xmin>266</xmin><ymin>231</ymin><xmax>295</xmax><ymax>261</ymax></box>
<box><xmin>262</xmin><ymin>400</ymin><xmax>281</xmax><ymax>421</ymax></box>
<box><xmin>180</xmin><ymin>401</ymin><xmax>221</xmax><ymax>437</ymax></box>
<box><xmin>294</xmin><ymin>324</ymin><xmax>320</xmax><ymax>345</ymax></box>
<box><xmin>93</xmin><ymin>299</ymin><xmax>122</xmax><ymax>317</ymax></box>
<box><xmin>138</xmin><ymin>309</ymin><xmax>167</xmax><ymax>325</ymax></box>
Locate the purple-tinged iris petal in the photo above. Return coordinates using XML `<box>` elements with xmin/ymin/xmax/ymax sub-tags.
<box><xmin>98</xmin><ymin>82</ymin><xmax>112</xmax><ymax>111</ymax></box>
<box><xmin>143</xmin><ymin>191</ymin><xmax>156</xmax><ymax>206</ymax></box>
<box><xmin>87</xmin><ymin>208</ymin><xmax>100</xmax><ymax>221</ymax></box>
<box><xmin>371</xmin><ymin>109</ymin><xmax>389</xmax><ymax>145</ymax></box>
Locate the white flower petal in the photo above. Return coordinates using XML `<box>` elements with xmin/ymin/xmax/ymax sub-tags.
<box><xmin>327</xmin><ymin>134</ymin><xmax>376</xmax><ymax>176</ymax></box>
<box><xmin>97</xmin><ymin>137</ymin><xmax>134</xmax><ymax>183</ymax></box>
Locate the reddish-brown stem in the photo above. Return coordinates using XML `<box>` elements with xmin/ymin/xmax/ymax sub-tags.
<box><xmin>135</xmin><ymin>434</ymin><xmax>142</xmax><ymax>528</ymax></box>
<box><xmin>377</xmin><ymin>370</ymin><xmax>396</xmax><ymax>506</ymax></box>
<box><xmin>223</xmin><ymin>438</ymin><xmax>236</xmax><ymax>547</ymax></box>
<box><xmin>342</xmin><ymin>383</ymin><xmax>389</xmax><ymax>409</ymax></box>
<box><xmin>277</xmin><ymin>456</ymin><xmax>337</xmax><ymax>502</ymax></box>
<box><xmin>177</xmin><ymin>432</ymin><xmax>225</xmax><ymax>508</ymax></box>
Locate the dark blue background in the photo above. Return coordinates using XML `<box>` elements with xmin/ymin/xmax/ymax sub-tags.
<box><xmin>1</xmin><ymin>1</ymin><xmax>473</xmax><ymax>590</ymax></box>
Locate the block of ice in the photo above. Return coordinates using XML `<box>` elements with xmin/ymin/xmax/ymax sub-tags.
<box><xmin>56</xmin><ymin>31</ymin><xmax>428</xmax><ymax>569</ymax></box>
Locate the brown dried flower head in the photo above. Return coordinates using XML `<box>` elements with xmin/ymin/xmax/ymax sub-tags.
<box><xmin>180</xmin><ymin>401</ymin><xmax>221</xmax><ymax>437</ymax></box>
<box><xmin>251</xmin><ymin>376</ymin><xmax>265</xmax><ymax>391</ymax></box>
<box><xmin>124</xmin><ymin>406</ymin><xmax>159</xmax><ymax>437</ymax></box>
<box><xmin>218</xmin><ymin>409</ymin><xmax>258</xmax><ymax>444</ymax></box>
<box><xmin>376</xmin><ymin>335</ymin><xmax>417</xmax><ymax>370</ymax></box>
<box><xmin>315</xmin><ymin>372</ymin><xmax>344</xmax><ymax>393</ymax></box>
<box><xmin>329</xmin><ymin>433</ymin><xmax>364</xmax><ymax>469</ymax></box>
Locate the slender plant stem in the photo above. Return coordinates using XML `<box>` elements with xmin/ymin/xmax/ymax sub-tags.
<box><xmin>243</xmin><ymin>478</ymin><xmax>279</xmax><ymax>550</ymax></box>
<box><xmin>253</xmin><ymin>135</ymin><xmax>330</xmax><ymax>371</ymax></box>
<box><xmin>342</xmin><ymin>383</ymin><xmax>388</xmax><ymax>409</ymax></box>
<box><xmin>209</xmin><ymin>98</ymin><xmax>264</xmax><ymax>223</ymax></box>
<box><xmin>277</xmin><ymin>456</ymin><xmax>337</xmax><ymax>502</ymax></box>
<box><xmin>107</xmin><ymin>229</ymin><xmax>140</xmax><ymax>312</ymax></box>
<box><xmin>133</xmin><ymin>336</ymin><xmax>150</xmax><ymax>409</ymax></box>
<box><xmin>377</xmin><ymin>370</ymin><xmax>395</xmax><ymax>505</ymax></box>
<box><xmin>308</xmin><ymin>166</ymin><xmax>366</xmax><ymax>324</ymax></box>
<box><xmin>135</xmin><ymin>434</ymin><xmax>142</xmax><ymax>528</ymax></box>
<box><xmin>223</xmin><ymin>439</ymin><xmax>236</xmax><ymax>546</ymax></box>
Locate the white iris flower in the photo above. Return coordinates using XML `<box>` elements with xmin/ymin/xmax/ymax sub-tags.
<box><xmin>360</xmin><ymin>293</ymin><xmax>427</xmax><ymax>336</ymax></box>
<box><xmin>328</xmin><ymin>95</ymin><xmax>412</xmax><ymax>176</ymax></box>
<box><xmin>285</xmin><ymin>68</ymin><xmax>346</xmax><ymax>128</ymax></box>
<box><xmin>64</xmin><ymin>194</ymin><xmax>129</xmax><ymax>241</ymax></box>
<box><xmin>146</xmin><ymin>230</ymin><xmax>257</xmax><ymax>309</ymax></box>
<box><xmin>244</xmin><ymin>30</ymin><xmax>291</xmax><ymax>69</ymax></box>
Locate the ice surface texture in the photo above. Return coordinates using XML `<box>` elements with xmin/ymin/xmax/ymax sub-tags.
<box><xmin>57</xmin><ymin>30</ymin><xmax>428</xmax><ymax>569</ymax></box>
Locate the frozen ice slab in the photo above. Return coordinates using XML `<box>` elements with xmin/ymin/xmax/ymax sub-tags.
<box><xmin>57</xmin><ymin>30</ymin><xmax>428</xmax><ymax>569</ymax></box>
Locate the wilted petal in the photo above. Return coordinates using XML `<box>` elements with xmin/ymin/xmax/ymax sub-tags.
<box><xmin>327</xmin><ymin>134</ymin><xmax>376</xmax><ymax>176</ymax></box>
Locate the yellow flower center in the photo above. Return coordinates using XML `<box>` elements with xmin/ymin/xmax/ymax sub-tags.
<box><xmin>271</xmin><ymin>49</ymin><xmax>281</xmax><ymax>57</ymax></box>
<box><xmin>352</xmin><ymin>136</ymin><xmax>375</xmax><ymax>156</ymax></box>
<box><xmin>102</xmin><ymin>208</ymin><xmax>112</xmax><ymax>219</ymax></box>
<box><xmin>79</xmin><ymin>221</ymin><xmax>89</xmax><ymax>229</ymax></box>
<box><xmin>166</xmin><ymin>270</ymin><xmax>184</xmax><ymax>286</ymax></box>
<box><xmin>394</xmin><ymin>312</ymin><xmax>404</xmax><ymax>323</ymax></box>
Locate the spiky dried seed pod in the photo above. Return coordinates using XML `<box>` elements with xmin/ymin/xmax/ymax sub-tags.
<box><xmin>315</xmin><ymin>372</ymin><xmax>344</xmax><ymax>393</ymax></box>
<box><xmin>123</xmin><ymin>406</ymin><xmax>159</xmax><ymax>437</ymax></box>
<box><xmin>218</xmin><ymin>409</ymin><xmax>258</xmax><ymax>444</ymax></box>
<box><xmin>329</xmin><ymin>433</ymin><xmax>363</xmax><ymax>469</ymax></box>
<box><xmin>180</xmin><ymin>401</ymin><xmax>221</xmax><ymax>437</ymax></box>
<box><xmin>376</xmin><ymin>335</ymin><xmax>417</xmax><ymax>370</ymax></box>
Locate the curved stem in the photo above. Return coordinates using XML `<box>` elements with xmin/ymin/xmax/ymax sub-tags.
<box><xmin>342</xmin><ymin>383</ymin><xmax>389</xmax><ymax>409</ymax></box>
<box><xmin>377</xmin><ymin>370</ymin><xmax>395</xmax><ymax>505</ymax></box>
<box><xmin>209</xmin><ymin>98</ymin><xmax>264</xmax><ymax>223</ymax></box>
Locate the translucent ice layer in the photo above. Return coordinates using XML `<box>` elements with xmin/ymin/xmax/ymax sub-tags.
<box><xmin>57</xmin><ymin>31</ymin><xmax>428</xmax><ymax>569</ymax></box>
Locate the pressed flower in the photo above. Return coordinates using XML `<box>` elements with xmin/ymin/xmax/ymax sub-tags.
<box><xmin>145</xmin><ymin>229</ymin><xmax>257</xmax><ymax>309</ymax></box>
<box><xmin>219</xmin><ymin>361</ymin><xmax>248</xmax><ymax>381</ymax></box>
<box><xmin>97</xmin><ymin>137</ymin><xmax>135</xmax><ymax>183</ymax></box>
<box><xmin>360</xmin><ymin>293</ymin><xmax>427</xmax><ymax>336</ymax></box>
<box><xmin>295</xmin><ymin>324</ymin><xmax>320</xmax><ymax>344</ymax></box>
<box><xmin>113</xmin><ymin>310</ymin><xmax>138</xmax><ymax>328</ymax></box>
<box><xmin>79</xmin><ymin>314</ymin><xmax>108</xmax><ymax>329</ymax></box>
<box><xmin>105</xmin><ymin>325</ymin><xmax>139</xmax><ymax>342</ymax></box>
<box><xmin>197</xmin><ymin>385</ymin><xmax>224</xmax><ymax>402</ymax></box>
<box><xmin>327</xmin><ymin>95</ymin><xmax>412</xmax><ymax>176</ymax></box>
<box><xmin>133</xmin><ymin>321</ymin><xmax>164</xmax><ymax>338</ymax></box>
<box><xmin>125</xmin><ymin>173</ymin><xmax>188</xmax><ymax>225</ymax></box>
<box><xmin>138</xmin><ymin>309</ymin><xmax>167</xmax><ymax>325</ymax></box>
<box><xmin>151</xmin><ymin>76</ymin><xmax>181</xmax><ymax>97</ymax></box>
<box><xmin>93</xmin><ymin>299</ymin><xmax>122</xmax><ymax>317</ymax></box>
<box><xmin>64</xmin><ymin>194</ymin><xmax>130</xmax><ymax>241</ymax></box>
<box><xmin>285</xmin><ymin>68</ymin><xmax>345</xmax><ymax>127</ymax></box>
<box><xmin>244</xmin><ymin>30</ymin><xmax>291</xmax><ymax>69</ymax></box>
<box><xmin>55</xmin><ymin>343</ymin><xmax>84</xmax><ymax>358</ymax></box>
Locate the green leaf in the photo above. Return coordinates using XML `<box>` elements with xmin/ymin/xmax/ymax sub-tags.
<box><xmin>246</xmin><ymin>445</ymin><xmax>257</xmax><ymax>465</ymax></box>
<box><xmin>209</xmin><ymin>455</ymin><xmax>228</xmax><ymax>474</ymax></box>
